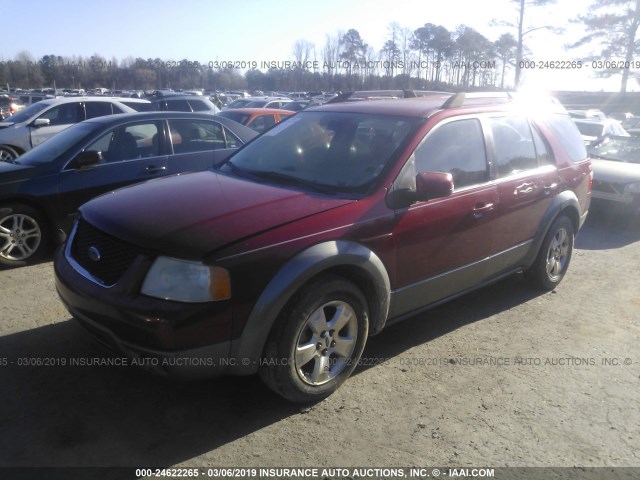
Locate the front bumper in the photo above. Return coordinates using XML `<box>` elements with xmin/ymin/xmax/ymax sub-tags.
<box><xmin>54</xmin><ymin>246</ymin><xmax>234</xmax><ymax>379</ymax></box>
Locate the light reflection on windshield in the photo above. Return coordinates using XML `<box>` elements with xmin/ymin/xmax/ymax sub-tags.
<box><xmin>223</xmin><ymin>111</ymin><xmax>421</xmax><ymax>195</ymax></box>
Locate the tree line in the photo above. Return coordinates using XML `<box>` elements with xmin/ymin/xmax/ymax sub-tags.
<box><xmin>1</xmin><ymin>0</ymin><xmax>638</xmax><ymax>93</ymax></box>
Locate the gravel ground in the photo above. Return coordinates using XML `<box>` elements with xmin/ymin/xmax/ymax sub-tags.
<box><xmin>0</xmin><ymin>207</ymin><xmax>638</xmax><ymax>478</ymax></box>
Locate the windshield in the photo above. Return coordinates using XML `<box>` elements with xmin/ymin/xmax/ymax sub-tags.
<box><xmin>222</xmin><ymin>111</ymin><xmax>421</xmax><ymax>195</ymax></box>
<box><xmin>588</xmin><ymin>136</ymin><xmax>640</xmax><ymax>164</ymax></box>
<box><xmin>227</xmin><ymin>99</ymin><xmax>253</xmax><ymax>109</ymax></box>
<box><xmin>17</xmin><ymin>122</ymin><xmax>102</xmax><ymax>166</ymax></box>
<box><xmin>0</xmin><ymin>101</ymin><xmax>49</xmax><ymax>123</ymax></box>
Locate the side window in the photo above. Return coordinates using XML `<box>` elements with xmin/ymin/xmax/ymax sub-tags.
<box><xmin>85</xmin><ymin>102</ymin><xmax>114</xmax><ymax>119</ymax></box>
<box><xmin>188</xmin><ymin>99</ymin><xmax>210</xmax><ymax>112</ymax></box>
<box><xmin>223</xmin><ymin>127</ymin><xmax>242</xmax><ymax>149</ymax></box>
<box><xmin>40</xmin><ymin>103</ymin><xmax>82</xmax><ymax>125</ymax></box>
<box><xmin>489</xmin><ymin>116</ymin><xmax>537</xmax><ymax>177</ymax></box>
<box><xmin>414</xmin><ymin>118</ymin><xmax>488</xmax><ymax>189</ymax></box>
<box><xmin>531</xmin><ymin>125</ymin><xmax>553</xmax><ymax>166</ymax></box>
<box><xmin>248</xmin><ymin>115</ymin><xmax>275</xmax><ymax>133</ymax></box>
<box><xmin>167</xmin><ymin>119</ymin><xmax>225</xmax><ymax>153</ymax></box>
<box><xmin>165</xmin><ymin>99</ymin><xmax>191</xmax><ymax>112</ymax></box>
<box><xmin>83</xmin><ymin>122</ymin><xmax>160</xmax><ymax>163</ymax></box>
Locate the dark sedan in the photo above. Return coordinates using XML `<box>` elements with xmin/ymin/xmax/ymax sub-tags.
<box><xmin>0</xmin><ymin>112</ymin><xmax>257</xmax><ymax>267</ymax></box>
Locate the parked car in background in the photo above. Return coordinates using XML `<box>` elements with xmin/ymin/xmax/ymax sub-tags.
<box><xmin>0</xmin><ymin>112</ymin><xmax>257</xmax><ymax>267</ymax></box>
<box><xmin>0</xmin><ymin>97</ymin><xmax>153</xmax><ymax>162</ymax></box>
<box><xmin>217</xmin><ymin>108</ymin><xmax>295</xmax><ymax>133</ymax></box>
<box><xmin>574</xmin><ymin>118</ymin><xmax>629</xmax><ymax>145</ymax></box>
<box><xmin>150</xmin><ymin>94</ymin><xmax>220</xmax><ymax>114</ymax></box>
<box><xmin>568</xmin><ymin>109</ymin><xmax>607</xmax><ymax>121</ymax></box>
<box><xmin>55</xmin><ymin>92</ymin><xmax>591</xmax><ymax>403</ymax></box>
<box><xmin>587</xmin><ymin>135</ymin><xmax>640</xmax><ymax>213</ymax></box>
<box><xmin>0</xmin><ymin>95</ymin><xmax>25</xmax><ymax>120</ymax></box>
<box><xmin>280</xmin><ymin>100</ymin><xmax>316</xmax><ymax>111</ymax></box>
<box><xmin>224</xmin><ymin>96</ymin><xmax>292</xmax><ymax>110</ymax></box>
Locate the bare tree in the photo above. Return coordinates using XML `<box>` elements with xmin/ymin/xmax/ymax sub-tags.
<box><xmin>568</xmin><ymin>0</ymin><xmax>640</xmax><ymax>93</ymax></box>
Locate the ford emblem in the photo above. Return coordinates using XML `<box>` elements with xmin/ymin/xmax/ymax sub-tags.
<box><xmin>88</xmin><ymin>246</ymin><xmax>101</xmax><ymax>262</ymax></box>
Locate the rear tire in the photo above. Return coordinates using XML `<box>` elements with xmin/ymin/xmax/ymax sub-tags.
<box><xmin>259</xmin><ymin>275</ymin><xmax>369</xmax><ymax>403</ymax></box>
<box><xmin>525</xmin><ymin>215</ymin><xmax>574</xmax><ymax>290</ymax></box>
<box><xmin>0</xmin><ymin>204</ymin><xmax>50</xmax><ymax>268</ymax></box>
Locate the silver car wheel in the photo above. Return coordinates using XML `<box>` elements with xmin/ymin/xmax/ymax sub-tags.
<box><xmin>295</xmin><ymin>300</ymin><xmax>358</xmax><ymax>386</ymax></box>
<box><xmin>546</xmin><ymin>226</ymin><xmax>570</xmax><ymax>281</ymax></box>
<box><xmin>0</xmin><ymin>213</ymin><xmax>42</xmax><ymax>261</ymax></box>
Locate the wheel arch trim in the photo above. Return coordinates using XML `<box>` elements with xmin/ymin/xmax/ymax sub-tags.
<box><xmin>228</xmin><ymin>240</ymin><xmax>391</xmax><ymax>374</ymax></box>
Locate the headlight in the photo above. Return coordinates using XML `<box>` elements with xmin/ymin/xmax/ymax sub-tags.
<box><xmin>624</xmin><ymin>182</ymin><xmax>640</xmax><ymax>194</ymax></box>
<box><xmin>141</xmin><ymin>256</ymin><xmax>231</xmax><ymax>302</ymax></box>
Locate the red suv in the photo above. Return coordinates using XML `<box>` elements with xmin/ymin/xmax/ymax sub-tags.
<box><xmin>55</xmin><ymin>92</ymin><xmax>592</xmax><ymax>403</ymax></box>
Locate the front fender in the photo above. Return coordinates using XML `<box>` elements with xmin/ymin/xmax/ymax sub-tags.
<box><xmin>227</xmin><ymin>240</ymin><xmax>391</xmax><ymax>374</ymax></box>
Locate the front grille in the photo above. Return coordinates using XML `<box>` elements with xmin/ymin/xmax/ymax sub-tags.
<box><xmin>70</xmin><ymin>218</ymin><xmax>142</xmax><ymax>286</ymax></box>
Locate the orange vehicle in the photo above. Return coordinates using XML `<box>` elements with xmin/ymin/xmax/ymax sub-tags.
<box><xmin>217</xmin><ymin>107</ymin><xmax>295</xmax><ymax>133</ymax></box>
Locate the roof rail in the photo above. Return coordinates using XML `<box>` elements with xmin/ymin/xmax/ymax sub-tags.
<box><xmin>441</xmin><ymin>92</ymin><xmax>514</xmax><ymax>108</ymax></box>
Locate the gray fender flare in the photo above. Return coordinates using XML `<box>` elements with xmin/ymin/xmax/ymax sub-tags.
<box><xmin>227</xmin><ymin>240</ymin><xmax>391</xmax><ymax>374</ymax></box>
<box><xmin>523</xmin><ymin>190</ymin><xmax>581</xmax><ymax>267</ymax></box>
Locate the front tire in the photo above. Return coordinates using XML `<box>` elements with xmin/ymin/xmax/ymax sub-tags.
<box><xmin>0</xmin><ymin>145</ymin><xmax>19</xmax><ymax>163</ymax></box>
<box><xmin>525</xmin><ymin>215</ymin><xmax>574</xmax><ymax>290</ymax></box>
<box><xmin>259</xmin><ymin>275</ymin><xmax>369</xmax><ymax>403</ymax></box>
<box><xmin>0</xmin><ymin>204</ymin><xmax>50</xmax><ymax>268</ymax></box>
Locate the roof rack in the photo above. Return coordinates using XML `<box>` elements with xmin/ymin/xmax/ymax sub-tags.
<box><xmin>441</xmin><ymin>91</ymin><xmax>563</xmax><ymax>109</ymax></box>
<box><xmin>441</xmin><ymin>92</ymin><xmax>514</xmax><ymax>108</ymax></box>
<box><xmin>325</xmin><ymin>89</ymin><xmax>449</xmax><ymax>104</ymax></box>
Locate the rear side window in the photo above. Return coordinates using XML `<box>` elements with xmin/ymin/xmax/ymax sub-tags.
<box><xmin>167</xmin><ymin>119</ymin><xmax>226</xmax><ymax>153</ymax></box>
<box><xmin>541</xmin><ymin>113</ymin><xmax>587</xmax><ymax>162</ymax></box>
<box><xmin>488</xmin><ymin>116</ymin><xmax>537</xmax><ymax>177</ymax></box>
<box><xmin>187</xmin><ymin>99</ymin><xmax>210</xmax><ymax>112</ymax></box>
<box><xmin>414</xmin><ymin>118</ymin><xmax>488</xmax><ymax>189</ymax></box>
<box><xmin>165</xmin><ymin>99</ymin><xmax>191</xmax><ymax>112</ymax></box>
<box><xmin>85</xmin><ymin>102</ymin><xmax>115</xmax><ymax>119</ymax></box>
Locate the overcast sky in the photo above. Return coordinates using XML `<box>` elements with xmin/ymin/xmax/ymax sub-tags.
<box><xmin>0</xmin><ymin>0</ymin><xmax>631</xmax><ymax>91</ymax></box>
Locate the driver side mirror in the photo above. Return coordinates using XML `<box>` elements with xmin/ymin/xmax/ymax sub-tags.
<box><xmin>414</xmin><ymin>171</ymin><xmax>454</xmax><ymax>201</ymax></box>
<box><xmin>70</xmin><ymin>151</ymin><xmax>102</xmax><ymax>170</ymax></box>
<box><xmin>32</xmin><ymin>118</ymin><xmax>51</xmax><ymax>128</ymax></box>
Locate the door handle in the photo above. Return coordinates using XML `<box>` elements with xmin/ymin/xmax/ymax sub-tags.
<box><xmin>542</xmin><ymin>183</ymin><xmax>558</xmax><ymax>195</ymax></box>
<box><xmin>146</xmin><ymin>165</ymin><xmax>166</xmax><ymax>174</ymax></box>
<box><xmin>514</xmin><ymin>182</ymin><xmax>535</xmax><ymax>195</ymax></box>
<box><xmin>472</xmin><ymin>202</ymin><xmax>495</xmax><ymax>218</ymax></box>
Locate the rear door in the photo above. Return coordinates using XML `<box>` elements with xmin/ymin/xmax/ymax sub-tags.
<box><xmin>485</xmin><ymin>115</ymin><xmax>559</xmax><ymax>274</ymax></box>
<box><xmin>392</xmin><ymin>117</ymin><xmax>499</xmax><ymax>316</ymax></box>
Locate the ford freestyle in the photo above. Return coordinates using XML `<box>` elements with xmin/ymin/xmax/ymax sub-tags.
<box><xmin>55</xmin><ymin>92</ymin><xmax>592</xmax><ymax>403</ymax></box>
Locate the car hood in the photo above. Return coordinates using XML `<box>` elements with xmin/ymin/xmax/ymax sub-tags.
<box><xmin>80</xmin><ymin>171</ymin><xmax>355</xmax><ymax>259</ymax></box>
<box><xmin>0</xmin><ymin>160</ymin><xmax>35</xmax><ymax>182</ymax></box>
<box><xmin>591</xmin><ymin>158</ymin><xmax>640</xmax><ymax>183</ymax></box>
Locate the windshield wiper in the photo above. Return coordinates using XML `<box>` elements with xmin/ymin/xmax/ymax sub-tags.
<box><xmin>250</xmin><ymin>170</ymin><xmax>339</xmax><ymax>195</ymax></box>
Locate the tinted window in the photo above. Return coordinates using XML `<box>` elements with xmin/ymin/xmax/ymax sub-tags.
<box><xmin>167</xmin><ymin>119</ymin><xmax>225</xmax><ymax>153</ymax></box>
<box><xmin>543</xmin><ymin>114</ymin><xmax>588</xmax><ymax>162</ymax></box>
<box><xmin>489</xmin><ymin>116</ymin><xmax>537</xmax><ymax>177</ymax></box>
<box><xmin>414</xmin><ymin>118</ymin><xmax>488</xmax><ymax>189</ymax></box>
<box><xmin>165</xmin><ymin>100</ymin><xmax>191</xmax><ymax>112</ymax></box>
<box><xmin>122</xmin><ymin>101</ymin><xmax>155</xmax><ymax>112</ymax></box>
<box><xmin>84</xmin><ymin>122</ymin><xmax>160</xmax><ymax>163</ymax></box>
<box><xmin>85</xmin><ymin>102</ymin><xmax>114</xmax><ymax>119</ymax></box>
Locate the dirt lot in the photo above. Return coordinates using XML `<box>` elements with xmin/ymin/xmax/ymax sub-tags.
<box><xmin>0</xmin><ymin>207</ymin><xmax>639</xmax><ymax>478</ymax></box>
